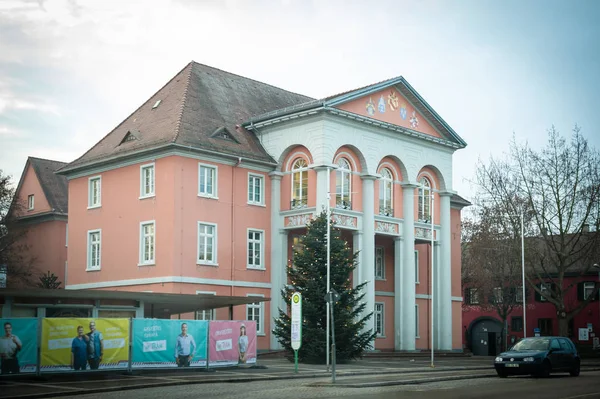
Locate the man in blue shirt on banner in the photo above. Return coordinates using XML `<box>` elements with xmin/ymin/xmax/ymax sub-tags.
<box><xmin>85</xmin><ymin>321</ymin><xmax>103</xmax><ymax>370</ymax></box>
<box><xmin>174</xmin><ymin>323</ymin><xmax>196</xmax><ymax>367</ymax></box>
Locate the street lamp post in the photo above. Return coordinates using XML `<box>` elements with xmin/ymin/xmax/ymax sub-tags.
<box><xmin>594</xmin><ymin>263</ymin><xmax>600</xmax><ymax>348</ymax></box>
<box><xmin>326</xmin><ymin>167</ymin><xmax>331</xmax><ymax>371</ymax></box>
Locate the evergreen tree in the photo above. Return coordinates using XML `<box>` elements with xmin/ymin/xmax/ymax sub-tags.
<box><xmin>273</xmin><ymin>211</ymin><xmax>376</xmax><ymax>363</ymax></box>
<box><xmin>37</xmin><ymin>271</ymin><xmax>62</xmax><ymax>289</ymax></box>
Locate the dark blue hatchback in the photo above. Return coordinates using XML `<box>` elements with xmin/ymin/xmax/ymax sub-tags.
<box><xmin>494</xmin><ymin>336</ymin><xmax>580</xmax><ymax>378</ymax></box>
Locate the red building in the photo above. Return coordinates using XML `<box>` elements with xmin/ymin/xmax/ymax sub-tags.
<box><xmin>463</xmin><ymin>269</ymin><xmax>600</xmax><ymax>356</ymax></box>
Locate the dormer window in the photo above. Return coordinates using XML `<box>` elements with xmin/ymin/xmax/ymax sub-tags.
<box><xmin>28</xmin><ymin>194</ymin><xmax>34</xmax><ymax>210</ymax></box>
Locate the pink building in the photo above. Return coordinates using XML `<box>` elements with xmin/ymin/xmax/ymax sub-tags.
<box><xmin>58</xmin><ymin>62</ymin><xmax>469</xmax><ymax>351</ymax></box>
<box><xmin>11</xmin><ymin>157</ymin><xmax>68</xmax><ymax>288</ymax></box>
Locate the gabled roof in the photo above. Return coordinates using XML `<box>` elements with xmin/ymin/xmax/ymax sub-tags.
<box><xmin>14</xmin><ymin>157</ymin><xmax>68</xmax><ymax>214</ymax></box>
<box><xmin>60</xmin><ymin>62</ymin><xmax>313</xmax><ymax>173</ymax></box>
<box><xmin>245</xmin><ymin>76</ymin><xmax>467</xmax><ymax>149</ymax></box>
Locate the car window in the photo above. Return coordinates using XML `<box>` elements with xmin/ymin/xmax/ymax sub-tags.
<box><xmin>550</xmin><ymin>339</ymin><xmax>561</xmax><ymax>350</ymax></box>
<box><xmin>512</xmin><ymin>337</ymin><xmax>550</xmax><ymax>351</ymax></box>
<box><xmin>558</xmin><ymin>339</ymin><xmax>571</xmax><ymax>352</ymax></box>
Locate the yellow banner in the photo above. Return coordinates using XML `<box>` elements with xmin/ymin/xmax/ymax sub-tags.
<box><xmin>41</xmin><ymin>318</ymin><xmax>129</xmax><ymax>371</ymax></box>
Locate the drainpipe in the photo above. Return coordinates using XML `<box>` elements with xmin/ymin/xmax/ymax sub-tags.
<box><xmin>231</xmin><ymin>157</ymin><xmax>242</xmax><ymax>298</ymax></box>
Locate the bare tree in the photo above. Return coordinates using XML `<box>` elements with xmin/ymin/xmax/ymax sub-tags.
<box><xmin>0</xmin><ymin>170</ymin><xmax>39</xmax><ymax>288</ymax></box>
<box><xmin>475</xmin><ymin>127</ymin><xmax>600</xmax><ymax>336</ymax></box>
<box><xmin>462</xmin><ymin>206</ymin><xmax>524</xmax><ymax>351</ymax></box>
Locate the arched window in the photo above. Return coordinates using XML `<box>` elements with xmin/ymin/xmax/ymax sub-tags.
<box><xmin>418</xmin><ymin>177</ymin><xmax>431</xmax><ymax>222</ymax></box>
<box><xmin>379</xmin><ymin>168</ymin><xmax>393</xmax><ymax>216</ymax></box>
<box><xmin>291</xmin><ymin>158</ymin><xmax>308</xmax><ymax>208</ymax></box>
<box><xmin>336</xmin><ymin>158</ymin><xmax>352</xmax><ymax>209</ymax></box>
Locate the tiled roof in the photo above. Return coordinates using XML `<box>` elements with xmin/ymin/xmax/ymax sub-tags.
<box><xmin>28</xmin><ymin>157</ymin><xmax>68</xmax><ymax>213</ymax></box>
<box><xmin>62</xmin><ymin>62</ymin><xmax>314</xmax><ymax>171</ymax></box>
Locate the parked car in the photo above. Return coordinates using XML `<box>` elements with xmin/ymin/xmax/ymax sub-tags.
<box><xmin>494</xmin><ymin>336</ymin><xmax>580</xmax><ymax>378</ymax></box>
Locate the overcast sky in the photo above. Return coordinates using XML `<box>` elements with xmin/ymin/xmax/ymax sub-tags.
<box><xmin>1</xmin><ymin>0</ymin><xmax>599</xmax><ymax>200</ymax></box>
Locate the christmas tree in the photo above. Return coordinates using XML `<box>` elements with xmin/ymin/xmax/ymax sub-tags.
<box><xmin>273</xmin><ymin>211</ymin><xmax>376</xmax><ymax>363</ymax></box>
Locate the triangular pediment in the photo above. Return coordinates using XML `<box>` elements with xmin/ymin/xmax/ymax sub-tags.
<box><xmin>119</xmin><ymin>130</ymin><xmax>139</xmax><ymax>145</ymax></box>
<box><xmin>210</xmin><ymin>127</ymin><xmax>239</xmax><ymax>143</ymax></box>
<box><xmin>325</xmin><ymin>78</ymin><xmax>466</xmax><ymax>147</ymax></box>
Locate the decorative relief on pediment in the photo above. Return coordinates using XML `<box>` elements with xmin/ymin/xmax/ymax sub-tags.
<box><xmin>332</xmin><ymin>214</ymin><xmax>357</xmax><ymax>229</ymax></box>
<box><xmin>415</xmin><ymin>227</ymin><xmax>436</xmax><ymax>240</ymax></box>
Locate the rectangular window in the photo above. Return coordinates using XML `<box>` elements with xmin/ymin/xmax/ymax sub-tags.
<box><xmin>246</xmin><ymin>295</ymin><xmax>264</xmax><ymax>334</ymax></box>
<box><xmin>248</xmin><ymin>174</ymin><xmax>264</xmax><ymax>205</ymax></box>
<box><xmin>468</xmin><ymin>288</ymin><xmax>480</xmax><ymax>305</ymax></box>
<box><xmin>511</xmin><ymin>316</ymin><xmax>523</xmax><ymax>332</ymax></box>
<box><xmin>375</xmin><ymin>303</ymin><xmax>384</xmax><ymax>337</ymax></box>
<box><xmin>198</xmin><ymin>164</ymin><xmax>217</xmax><ymax>197</ymax></box>
<box><xmin>414</xmin><ymin>250</ymin><xmax>419</xmax><ymax>283</ymax></box>
<box><xmin>87</xmin><ymin>230</ymin><xmax>101</xmax><ymax>270</ymax></box>
<box><xmin>415</xmin><ymin>304</ymin><xmax>420</xmax><ymax>338</ymax></box>
<box><xmin>247</xmin><ymin>229</ymin><xmax>264</xmax><ymax>269</ymax></box>
<box><xmin>88</xmin><ymin>176</ymin><xmax>101</xmax><ymax>208</ymax></box>
<box><xmin>538</xmin><ymin>318</ymin><xmax>553</xmax><ymax>336</ymax></box>
<box><xmin>515</xmin><ymin>286</ymin><xmax>524</xmax><ymax>303</ymax></box>
<box><xmin>139</xmin><ymin>221</ymin><xmax>155</xmax><ymax>265</ymax></box>
<box><xmin>140</xmin><ymin>163</ymin><xmax>155</xmax><ymax>198</ymax></box>
<box><xmin>27</xmin><ymin>194</ymin><xmax>34</xmax><ymax>210</ymax></box>
<box><xmin>65</xmin><ymin>223</ymin><xmax>68</xmax><ymax>247</ymax></box>
<box><xmin>493</xmin><ymin>287</ymin><xmax>503</xmax><ymax>304</ymax></box>
<box><xmin>196</xmin><ymin>291</ymin><xmax>216</xmax><ymax>320</ymax></box>
<box><xmin>540</xmin><ymin>283</ymin><xmax>551</xmax><ymax>302</ymax></box>
<box><xmin>375</xmin><ymin>246</ymin><xmax>385</xmax><ymax>279</ymax></box>
<box><xmin>197</xmin><ymin>222</ymin><xmax>217</xmax><ymax>265</ymax></box>
<box><xmin>292</xmin><ymin>235</ymin><xmax>304</xmax><ymax>262</ymax></box>
<box><xmin>584</xmin><ymin>282</ymin><xmax>595</xmax><ymax>299</ymax></box>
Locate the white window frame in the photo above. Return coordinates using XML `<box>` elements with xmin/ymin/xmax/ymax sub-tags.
<box><xmin>246</xmin><ymin>294</ymin><xmax>264</xmax><ymax>335</ymax></box>
<box><xmin>335</xmin><ymin>158</ymin><xmax>352</xmax><ymax>208</ymax></box>
<box><xmin>140</xmin><ymin>163</ymin><xmax>155</xmax><ymax>198</ymax></box>
<box><xmin>197</xmin><ymin>222</ymin><xmax>217</xmax><ymax>265</ymax></box>
<box><xmin>540</xmin><ymin>283</ymin><xmax>551</xmax><ymax>302</ymax></box>
<box><xmin>291</xmin><ymin>158</ymin><xmax>308</xmax><ymax>208</ymax></box>
<box><xmin>198</xmin><ymin>163</ymin><xmax>218</xmax><ymax>198</ymax></box>
<box><xmin>415</xmin><ymin>304</ymin><xmax>420</xmax><ymax>338</ymax></box>
<box><xmin>86</xmin><ymin>229</ymin><xmax>101</xmax><ymax>271</ymax></box>
<box><xmin>247</xmin><ymin>228</ymin><xmax>265</xmax><ymax>270</ymax></box>
<box><xmin>493</xmin><ymin>287</ymin><xmax>503</xmax><ymax>303</ymax></box>
<box><xmin>27</xmin><ymin>194</ymin><xmax>34</xmax><ymax>210</ymax></box>
<box><xmin>196</xmin><ymin>291</ymin><xmax>216</xmax><ymax>320</ymax></box>
<box><xmin>379</xmin><ymin>168</ymin><xmax>393</xmax><ymax>216</ymax></box>
<box><xmin>414</xmin><ymin>250</ymin><xmax>419</xmax><ymax>284</ymax></box>
<box><xmin>139</xmin><ymin>220</ymin><xmax>156</xmax><ymax>266</ymax></box>
<box><xmin>515</xmin><ymin>286</ymin><xmax>524</xmax><ymax>302</ymax></box>
<box><xmin>375</xmin><ymin>246</ymin><xmax>385</xmax><ymax>280</ymax></box>
<box><xmin>65</xmin><ymin>223</ymin><xmax>68</xmax><ymax>247</ymax></box>
<box><xmin>469</xmin><ymin>288</ymin><xmax>480</xmax><ymax>305</ymax></box>
<box><xmin>584</xmin><ymin>282</ymin><xmax>595</xmax><ymax>300</ymax></box>
<box><xmin>418</xmin><ymin>176</ymin><xmax>432</xmax><ymax>222</ymax></box>
<box><xmin>375</xmin><ymin>302</ymin><xmax>385</xmax><ymax>337</ymax></box>
<box><xmin>88</xmin><ymin>176</ymin><xmax>101</xmax><ymax>208</ymax></box>
<box><xmin>247</xmin><ymin>173</ymin><xmax>264</xmax><ymax>206</ymax></box>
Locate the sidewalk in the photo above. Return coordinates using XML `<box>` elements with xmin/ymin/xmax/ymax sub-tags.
<box><xmin>1</xmin><ymin>357</ymin><xmax>599</xmax><ymax>399</ymax></box>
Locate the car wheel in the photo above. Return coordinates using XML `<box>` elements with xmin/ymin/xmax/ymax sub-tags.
<box><xmin>569</xmin><ymin>360</ymin><xmax>580</xmax><ymax>377</ymax></box>
<box><xmin>538</xmin><ymin>360</ymin><xmax>551</xmax><ymax>378</ymax></box>
<box><xmin>496</xmin><ymin>370</ymin><xmax>508</xmax><ymax>378</ymax></box>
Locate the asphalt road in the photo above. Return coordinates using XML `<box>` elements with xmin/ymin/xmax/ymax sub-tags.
<box><xmin>72</xmin><ymin>370</ymin><xmax>600</xmax><ymax>399</ymax></box>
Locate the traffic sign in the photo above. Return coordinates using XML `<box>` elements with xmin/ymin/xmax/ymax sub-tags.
<box><xmin>291</xmin><ymin>292</ymin><xmax>302</xmax><ymax>351</ymax></box>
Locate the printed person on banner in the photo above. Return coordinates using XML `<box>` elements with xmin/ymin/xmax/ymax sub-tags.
<box><xmin>238</xmin><ymin>324</ymin><xmax>248</xmax><ymax>364</ymax></box>
<box><xmin>85</xmin><ymin>321</ymin><xmax>104</xmax><ymax>370</ymax></box>
<box><xmin>175</xmin><ymin>323</ymin><xmax>196</xmax><ymax>367</ymax></box>
<box><xmin>0</xmin><ymin>322</ymin><xmax>22</xmax><ymax>374</ymax></box>
<box><xmin>71</xmin><ymin>326</ymin><xmax>88</xmax><ymax>371</ymax></box>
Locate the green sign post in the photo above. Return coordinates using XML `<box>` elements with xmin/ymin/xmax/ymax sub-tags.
<box><xmin>291</xmin><ymin>292</ymin><xmax>302</xmax><ymax>373</ymax></box>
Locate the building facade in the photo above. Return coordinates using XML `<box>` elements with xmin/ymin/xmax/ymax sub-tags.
<box><xmin>58</xmin><ymin>62</ymin><xmax>469</xmax><ymax>351</ymax></box>
<box><xmin>9</xmin><ymin>157</ymin><xmax>68</xmax><ymax>292</ymax></box>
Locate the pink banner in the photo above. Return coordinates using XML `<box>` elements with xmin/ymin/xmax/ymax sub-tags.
<box><xmin>208</xmin><ymin>321</ymin><xmax>256</xmax><ymax>367</ymax></box>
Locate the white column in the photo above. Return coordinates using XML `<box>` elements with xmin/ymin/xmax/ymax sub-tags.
<box><xmin>439</xmin><ymin>191</ymin><xmax>453</xmax><ymax>350</ymax></box>
<box><xmin>314</xmin><ymin>165</ymin><xmax>331</xmax><ymax>213</ymax></box>
<box><xmin>361</xmin><ymin>175</ymin><xmax>377</xmax><ymax>346</ymax></box>
<box><xmin>401</xmin><ymin>184</ymin><xmax>418</xmax><ymax>350</ymax></box>
<box><xmin>434</xmin><ymin>241</ymin><xmax>441</xmax><ymax>349</ymax></box>
<box><xmin>394</xmin><ymin>236</ymin><xmax>403</xmax><ymax>350</ymax></box>
<box><xmin>353</xmin><ymin>231</ymin><xmax>363</xmax><ymax>289</ymax></box>
<box><xmin>269</xmin><ymin>172</ymin><xmax>284</xmax><ymax>350</ymax></box>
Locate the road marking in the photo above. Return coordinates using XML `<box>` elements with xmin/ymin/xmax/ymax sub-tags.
<box><xmin>8</xmin><ymin>382</ymin><xmax>88</xmax><ymax>391</ymax></box>
<box><xmin>561</xmin><ymin>393</ymin><xmax>600</xmax><ymax>399</ymax></box>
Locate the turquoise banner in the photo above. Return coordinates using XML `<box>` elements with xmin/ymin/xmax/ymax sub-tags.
<box><xmin>132</xmin><ymin>319</ymin><xmax>208</xmax><ymax>368</ymax></box>
<box><xmin>1</xmin><ymin>318</ymin><xmax>39</xmax><ymax>374</ymax></box>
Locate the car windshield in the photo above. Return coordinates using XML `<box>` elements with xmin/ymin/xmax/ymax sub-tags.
<box><xmin>511</xmin><ymin>338</ymin><xmax>550</xmax><ymax>351</ymax></box>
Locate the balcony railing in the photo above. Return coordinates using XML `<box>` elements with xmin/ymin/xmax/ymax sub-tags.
<box><xmin>379</xmin><ymin>206</ymin><xmax>393</xmax><ymax>217</ymax></box>
<box><xmin>290</xmin><ymin>198</ymin><xmax>308</xmax><ymax>209</ymax></box>
<box><xmin>335</xmin><ymin>199</ymin><xmax>352</xmax><ymax>210</ymax></box>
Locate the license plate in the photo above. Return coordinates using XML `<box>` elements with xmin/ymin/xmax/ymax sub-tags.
<box><xmin>505</xmin><ymin>364</ymin><xmax>519</xmax><ymax>368</ymax></box>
